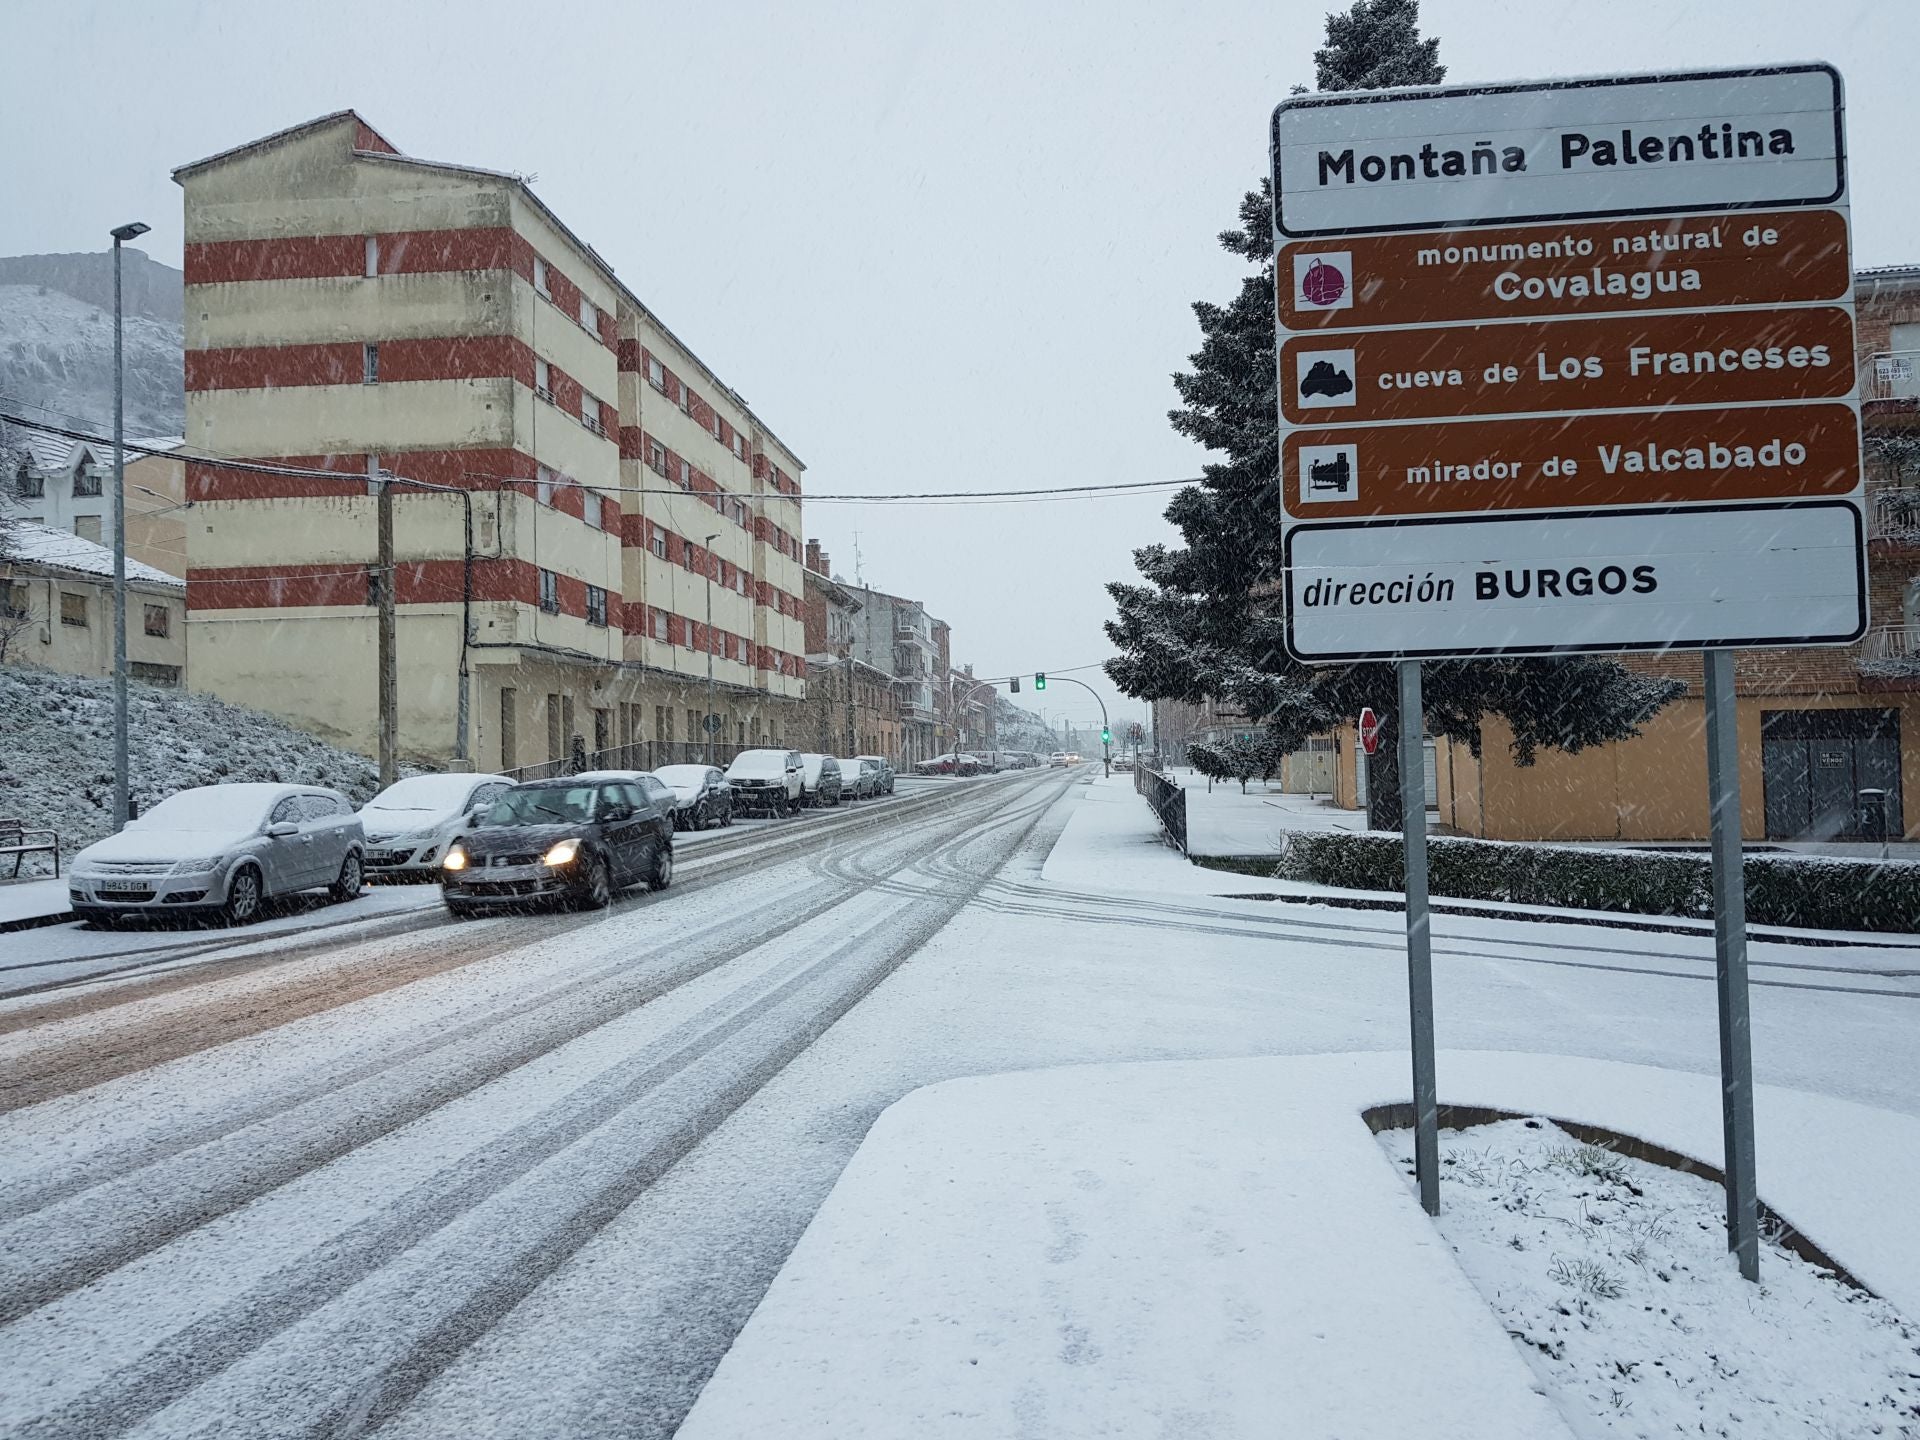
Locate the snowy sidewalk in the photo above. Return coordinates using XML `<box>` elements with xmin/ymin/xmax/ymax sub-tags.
<box><xmin>679</xmin><ymin>1052</ymin><xmax>1920</xmax><ymax>1439</ymax></box>
<box><xmin>0</xmin><ymin>877</ymin><xmax>72</xmax><ymax>931</ymax></box>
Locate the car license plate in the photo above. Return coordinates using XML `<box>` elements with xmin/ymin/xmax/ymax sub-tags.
<box><xmin>366</xmin><ymin>849</ymin><xmax>393</xmax><ymax>863</ymax></box>
<box><xmin>96</xmin><ymin>882</ymin><xmax>149</xmax><ymax>895</ymax></box>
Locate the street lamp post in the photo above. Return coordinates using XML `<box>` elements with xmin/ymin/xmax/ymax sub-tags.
<box><xmin>109</xmin><ymin>220</ymin><xmax>149</xmax><ymax>830</ymax></box>
<box><xmin>703</xmin><ymin>531</ymin><xmax>721</xmax><ymax>765</ymax></box>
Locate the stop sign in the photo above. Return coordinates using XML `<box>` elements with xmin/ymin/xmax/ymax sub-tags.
<box><xmin>1358</xmin><ymin>707</ymin><xmax>1382</xmax><ymax>756</ymax></box>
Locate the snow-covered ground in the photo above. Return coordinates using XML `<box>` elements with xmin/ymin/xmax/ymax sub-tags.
<box><xmin>1378</xmin><ymin>1116</ymin><xmax>1920</xmax><ymax>1439</ymax></box>
<box><xmin>2</xmin><ymin>768</ymin><xmax>1915</xmax><ymax>1437</ymax></box>
<box><xmin>682</xmin><ymin>1052</ymin><xmax>1920</xmax><ymax>1439</ymax></box>
<box><xmin>0</xmin><ymin>667</ymin><xmax>387</xmax><ymax>876</ymax></box>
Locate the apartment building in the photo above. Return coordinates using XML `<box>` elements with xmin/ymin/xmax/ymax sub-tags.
<box><xmin>1432</xmin><ymin>263</ymin><xmax>1920</xmax><ymax>842</ymax></box>
<box><xmin>173</xmin><ymin>111</ymin><xmax>808</xmax><ymax>772</ymax></box>
<box><xmin>840</xmin><ymin>578</ymin><xmax>940</xmax><ymax>767</ymax></box>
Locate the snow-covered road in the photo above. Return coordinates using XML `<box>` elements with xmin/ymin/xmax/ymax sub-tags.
<box><xmin>1</xmin><ymin>769</ymin><xmax>1914</xmax><ymax>1439</ymax></box>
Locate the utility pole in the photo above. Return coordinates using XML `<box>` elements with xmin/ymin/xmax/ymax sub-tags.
<box><xmin>376</xmin><ymin>468</ymin><xmax>397</xmax><ymax>787</ymax></box>
<box><xmin>704</xmin><ymin>531</ymin><xmax>721</xmax><ymax>765</ymax></box>
<box><xmin>844</xmin><ymin>653</ymin><xmax>856</xmax><ymax>755</ymax></box>
<box><xmin>109</xmin><ymin>221</ymin><xmax>149</xmax><ymax>830</ymax></box>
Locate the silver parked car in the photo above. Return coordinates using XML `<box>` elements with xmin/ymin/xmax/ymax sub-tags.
<box><xmin>855</xmin><ymin>755</ymin><xmax>896</xmax><ymax>795</ymax></box>
<box><xmin>358</xmin><ymin>772</ymin><xmax>513</xmax><ymax>878</ymax></box>
<box><xmin>838</xmin><ymin>756</ymin><xmax>879</xmax><ymax>800</ymax></box>
<box><xmin>68</xmin><ymin>782</ymin><xmax>365</xmax><ymax>927</ymax></box>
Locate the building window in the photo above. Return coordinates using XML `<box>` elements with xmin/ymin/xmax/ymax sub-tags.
<box><xmin>579</xmin><ymin>295</ymin><xmax>597</xmax><ymax>332</ymax></box>
<box><xmin>648</xmin><ymin>439</ymin><xmax>668</xmax><ymax>476</ymax></box>
<box><xmin>533</xmin><ymin>256</ymin><xmax>550</xmax><ymax>298</ymax></box>
<box><xmin>732</xmin><ymin>433</ymin><xmax>745</xmax><ymax>460</ymax></box>
<box><xmin>2</xmin><ymin>582</ymin><xmax>28</xmax><ymax>618</ymax></box>
<box><xmin>737</xmin><ymin>570</ymin><xmax>749</xmax><ymax>596</ymax></box>
<box><xmin>74</xmin><ymin>515</ymin><xmax>102</xmax><ymax>544</ymax></box>
<box><xmin>586</xmin><ymin>585</ymin><xmax>608</xmax><ymax>628</ymax></box>
<box><xmin>683</xmin><ymin>622</ymin><xmax>695</xmax><ymax>651</ymax></box>
<box><xmin>652</xmin><ymin>608</ymin><xmax>668</xmax><ymax>641</ymax></box>
<box><xmin>683</xmin><ymin>543</ymin><xmax>698</xmax><ymax>574</ymax></box>
<box><xmin>581</xmin><ymin>390</ymin><xmax>603</xmax><ymax>434</ymax></box>
<box><xmin>646</xmin><ymin>355</ymin><xmax>665</xmax><ymax>390</ymax></box>
<box><xmin>711</xmin><ymin>412</ymin><xmax>724</xmax><ymax>441</ymax></box>
<box><xmin>678</xmin><ymin>459</ymin><xmax>691</xmax><ymax>489</ymax></box>
<box><xmin>364</xmin><ymin>235</ymin><xmax>379</xmax><ymax>277</ymax></box>
<box><xmin>535</xmin><ymin>358</ymin><xmax>552</xmax><ymax>401</ymax></box>
<box><xmin>363</xmin><ymin>344</ymin><xmax>379</xmax><ymax>384</ymax></box>
<box><xmin>536</xmin><ymin>466</ymin><xmax>555</xmax><ymax>507</ymax></box>
<box><xmin>14</xmin><ymin>463</ymin><xmax>41</xmax><ymax>498</ymax></box>
<box><xmin>143</xmin><ymin>603</ymin><xmax>170</xmax><ymax>637</ymax></box>
<box><xmin>583</xmin><ymin>490</ymin><xmax>601</xmax><ymax>530</ymax></box>
<box><xmin>73</xmin><ymin>464</ymin><xmax>101</xmax><ymax>498</ymax></box>
<box><xmin>651</xmin><ymin>530</ymin><xmax>667</xmax><ymax>560</ymax></box>
<box><xmin>679</xmin><ymin>382</ymin><xmax>691</xmax><ymax>415</ymax></box>
<box><xmin>539</xmin><ymin>568</ymin><xmax>560</xmax><ymax>614</ymax></box>
<box><xmin>60</xmin><ymin>592</ymin><xmax>87</xmax><ymax>627</ymax></box>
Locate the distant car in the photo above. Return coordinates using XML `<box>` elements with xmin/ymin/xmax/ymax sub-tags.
<box><xmin>441</xmin><ymin>776</ymin><xmax>672</xmax><ymax>915</ymax></box>
<box><xmin>915</xmin><ymin>753</ymin><xmax>970</xmax><ymax>776</ymax></box>
<box><xmin>955</xmin><ymin>754</ymin><xmax>983</xmax><ymax>776</ymax></box>
<box><xmin>1050</xmin><ymin>751</ymin><xmax>1071</xmax><ymax>767</ymax></box>
<box><xmin>726</xmin><ymin>749</ymin><xmax>806</xmax><ymax>816</ymax></box>
<box><xmin>652</xmin><ymin>764</ymin><xmax>733</xmax><ymax>830</ymax></box>
<box><xmin>1112</xmin><ymin>756</ymin><xmax>1135</xmax><ymax>773</ymax></box>
<box><xmin>69</xmin><ymin>782</ymin><xmax>364</xmax><ymax>927</ymax></box>
<box><xmin>855</xmin><ymin>755</ymin><xmax>896</xmax><ymax>794</ymax></box>
<box><xmin>357</xmin><ymin>772</ymin><xmax>513</xmax><ymax>878</ymax></box>
<box><xmin>800</xmin><ymin>753</ymin><xmax>843</xmax><ymax>807</ymax></box>
<box><xmin>838</xmin><ymin>757</ymin><xmax>878</xmax><ymax>800</ymax></box>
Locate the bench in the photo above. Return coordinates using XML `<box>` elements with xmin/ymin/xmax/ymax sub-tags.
<box><xmin>0</xmin><ymin>818</ymin><xmax>60</xmax><ymax>879</ymax></box>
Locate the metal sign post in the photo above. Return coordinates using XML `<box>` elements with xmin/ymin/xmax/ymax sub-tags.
<box><xmin>1399</xmin><ymin>661</ymin><xmax>1439</xmax><ymax>1215</ymax></box>
<box><xmin>1703</xmin><ymin>650</ymin><xmax>1760</xmax><ymax>1278</ymax></box>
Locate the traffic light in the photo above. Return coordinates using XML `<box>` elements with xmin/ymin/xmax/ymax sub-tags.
<box><xmin>1010</xmin><ymin>676</ymin><xmax>1020</xmax><ymax>693</ymax></box>
<box><xmin>1034</xmin><ymin>673</ymin><xmax>1047</xmax><ymax>691</ymax></box>
<box><xmin>1101</xmin><ymin>727</ymin><xmax>1112</xmax><ymax>746</ymax></box>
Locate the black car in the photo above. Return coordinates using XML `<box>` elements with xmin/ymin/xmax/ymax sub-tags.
<box><xmin>440</xmin><ymin>777</ymin><xmax>673</xmax><ymax>916</ymax></box>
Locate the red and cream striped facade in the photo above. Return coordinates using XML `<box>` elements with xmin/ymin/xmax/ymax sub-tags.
<box><xmin>175</xmin><ymin>111</ymin><xmax>807</xmax><ymax>769</ymax></box>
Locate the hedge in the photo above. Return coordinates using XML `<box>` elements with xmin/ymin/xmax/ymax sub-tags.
<box><xmin>1263</xmin><ymin>830</ymin><xmax>1920</xmax><ymax>934</ymax></box>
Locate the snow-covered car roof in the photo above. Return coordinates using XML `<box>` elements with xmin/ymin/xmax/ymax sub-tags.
<box><xmin>361</xmin><ymin>773</ymin><xmax>505</xmax><ymax>812</ymax></box>
<box><xmin>727</xmin><ymin>750</ymin><xmax>792</xmax><ymax>775</ymax></box>
<box><xmin>653</xmin><ymin>765</ymin><xmax>718</xmax><ymax>787</ymax></box>
<box><xmin>126</xmin><ymin>782</ymin><xmax>318</xmax><ymax>832</ymax></box>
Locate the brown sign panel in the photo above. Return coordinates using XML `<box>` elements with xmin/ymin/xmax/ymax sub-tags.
<box><xmin>1279</xmin><ymin>208</ymin><xmax>1849</xmax><ymax>330</ymax></box>
<box><xmin>1284</xmin><ymin>402</ymin><xmax>1859</xmax><ymax>519</ymax></box>
<box><xmin>1280</xmin><ymin>306</ymin><xmax>1855</xmax><ymax>426</ymax></box>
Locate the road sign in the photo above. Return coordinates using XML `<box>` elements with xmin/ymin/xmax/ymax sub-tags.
<box><xmin>703</xmin><ymin>713</ymin><xmax>724</xmax><ymax>734</ymax></box>
<box><xmin>1273</xmin><ymin>62</ymin><xmax>1864</xmax><ymax>664</ymax></box>
<box><xmin>1358</xmin><ymin>707</ymin><xmax>1381</xmax><ymax>755</ymax></box>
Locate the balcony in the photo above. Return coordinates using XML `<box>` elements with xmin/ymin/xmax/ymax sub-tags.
<box><xmin>1869</xmin><ymin>488</ymin><xmax>1920</xmax><ymax>545</ymax></box>
<box><xmin>1867</xmin><ymin>351</ymin><xmax>1919</xmax><ymax>404</ymax></box>
<box><xmin>1858</xmin><ymin>626</ymin><xmax>1920</xmax><ymax>680</ymax></box>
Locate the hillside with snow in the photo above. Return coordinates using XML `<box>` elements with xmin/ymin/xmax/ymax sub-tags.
<box><xmin>0</xmin><ymin>667</ymin><xmax>384</xmax><ymax>875</ymax></box>
<box><xmin>0</xmin><ymin>250</ymin><xmax>184</xmax><ymax>436</ymax></box>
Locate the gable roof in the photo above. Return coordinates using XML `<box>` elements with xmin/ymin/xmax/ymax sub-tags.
<box><xmin>5</xmin><ymin>521</ymin><xmax>184</xmax><ymax>590</ymax></box>
<box><xmin>171</xmin><ymin>109</ymin><xmax>399</xmax><ymax>181</ymax></box>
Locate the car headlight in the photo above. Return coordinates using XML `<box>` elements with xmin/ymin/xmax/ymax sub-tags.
<box><xmin>443</xmin><ymin>846</ymin><xmax>470</xmax><ymax>871</ymax></box>
<box><xmin>171</xmin><ymin>857</ymin><xmax>228</xmax><ymax>875</ymax></box>
<box><xmin>543</xmin><ymin>839</ymin><xmax>581</xmax><ymax>867</ymax></box>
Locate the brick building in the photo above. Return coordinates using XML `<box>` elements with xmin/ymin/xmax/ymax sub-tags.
<box><xmin>799</xmin><ymin>541</ymin><xmax>903</xmax><ymax>761</ymax></box>
<box><xmin>1433</xmin><ymin>263</ymin><xmax>1920</xmax><ymax>842</ymax></box>
<box><xmin>173</xmin><ymin>111</ymin><xmax>808</xmax><ymax>772</ymax></box>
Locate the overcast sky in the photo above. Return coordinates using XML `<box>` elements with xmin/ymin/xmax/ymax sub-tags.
<box><xmin>4</xmin><ymin>0</ymin><xmax>1912</xmax><ymax>735</ymax></box>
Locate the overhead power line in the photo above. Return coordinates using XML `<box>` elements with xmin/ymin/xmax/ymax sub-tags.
<box><xmin>0</xmin><ymin>412</ymin><xmax>1199</xmax><ymax>507</ymax></box>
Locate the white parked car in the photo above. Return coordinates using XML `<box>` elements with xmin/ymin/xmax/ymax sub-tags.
<box><xmin>357</xmin><ymin>772</ymin><xmax>513</xmax><ymax>878</ymax></box>
<box><xmin>726</xmin><ymin>749</ymin><xmax>805</xmax><ymax>816</ymax></box>
<box><xmin>69</xmin><ymin>782</ymin><xmax>365</xmax><ymax>927</ymax></box>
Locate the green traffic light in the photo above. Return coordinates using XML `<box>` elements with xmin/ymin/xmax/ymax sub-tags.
<box><xmin>1035</xmin><ymin>673</ymin><xmax>1047</xmax><ymax>690</ymax></box>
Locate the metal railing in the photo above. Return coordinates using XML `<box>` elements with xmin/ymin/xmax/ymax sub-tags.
<box><xmin>502</xmin><ymin>740</ymin><xmax>748</xmax><ymax>783</ymax></box>
<box><xmin>1135</xmin><ymin>763</ymin><xmax>1188</xmax><ymax>854</ymax></box>
<box><xmin>1860</xmin><ymin>626</ymin><xmax>1915</xmax><ymax>663</ymax></box>
<box><xmin>1867</xmin><ymin>350</ymin><xmax>1920</xmax><ymax>403</ymax></box>
<box><xmin>1870</xmin><ymin>488</ymin><xmax>1920</xmax><ymax>543</ymax></box>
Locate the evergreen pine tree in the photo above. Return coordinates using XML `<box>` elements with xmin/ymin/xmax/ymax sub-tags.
<box><xmin>1106</xmin><ymin>0</ymin><xmax>1684</xmax><ymax>830</ymax></box>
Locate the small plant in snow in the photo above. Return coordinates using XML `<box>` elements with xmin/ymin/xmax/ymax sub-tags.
<box><xmin>1543</xmin><ymin>1141</ymin><xmax>1629</xmax><ymax>1186</ymax></box>
<box><xmin>1548</xmin><ymin>1256</ymin><xmax>1626</xmax><ymax>1300</ymax></box>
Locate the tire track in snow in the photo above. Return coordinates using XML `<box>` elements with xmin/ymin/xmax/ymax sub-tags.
<box><xmin>0</xmin><ymin>772</ymin><xmax>1074</xmax><ymax>1438</ymax></box>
